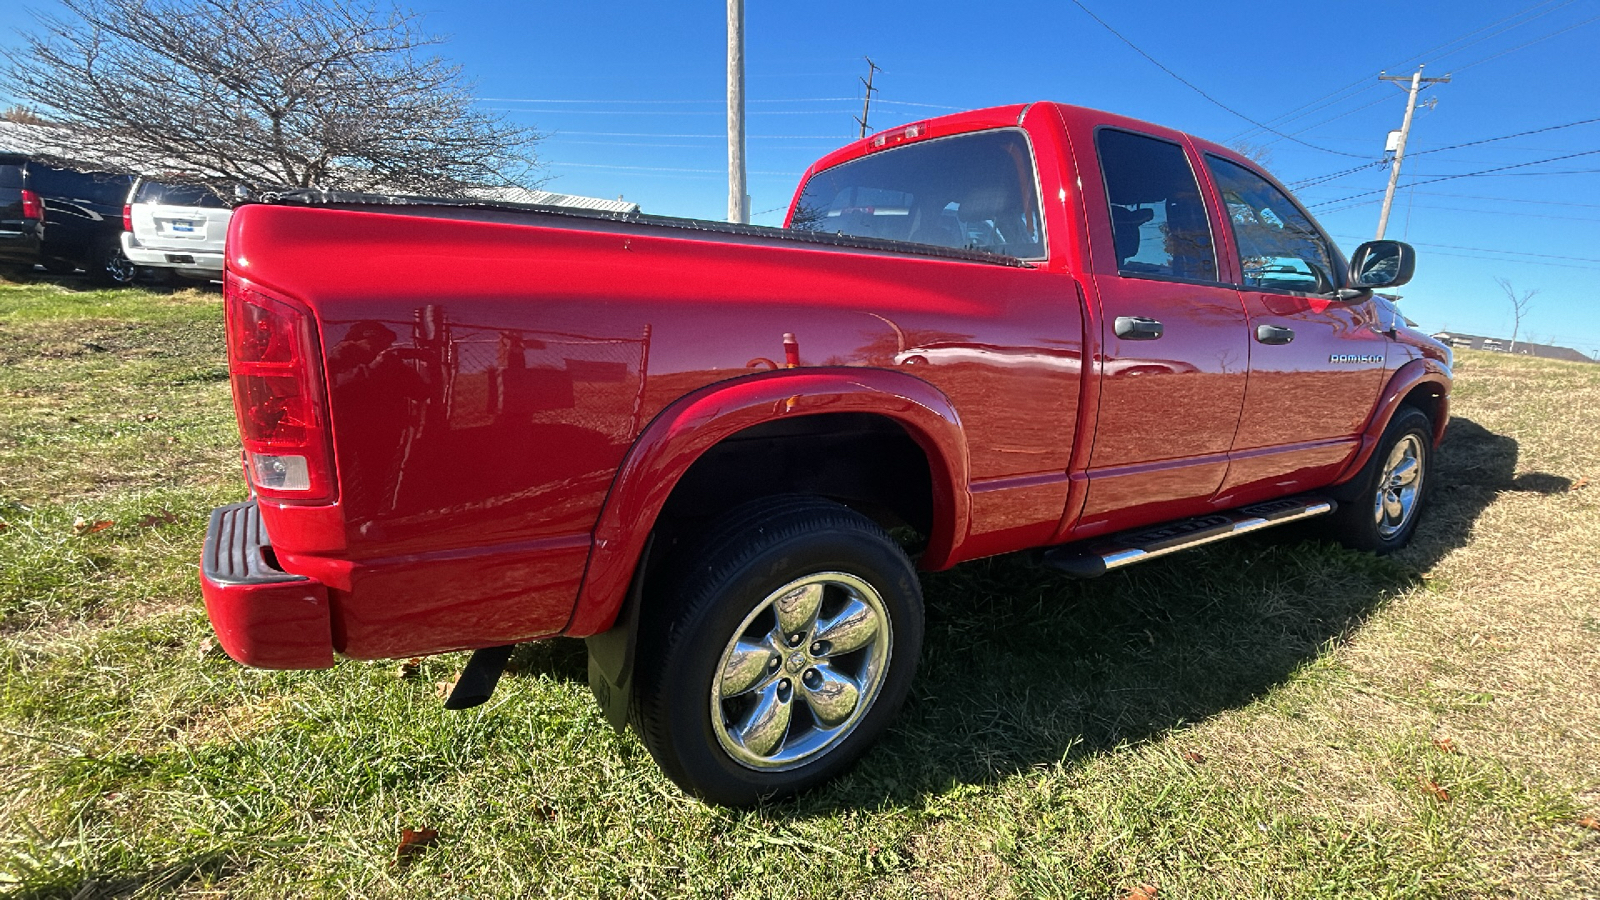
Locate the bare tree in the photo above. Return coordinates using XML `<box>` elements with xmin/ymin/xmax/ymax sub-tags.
<box><xmin>2</xmin><ymin>0</ymin><xmax>539</xmax><ymax>196</ymax></box>
<box><xmin>1494</xmin><ymin>277</ymin><xmax>1538</xmax><ymax>354</ymax></box>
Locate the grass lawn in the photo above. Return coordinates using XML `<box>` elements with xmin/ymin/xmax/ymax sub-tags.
<box><xmin>1</xmin><ymin>275</ymin><xmax>1597</xmax><ymax>898</ymax></box>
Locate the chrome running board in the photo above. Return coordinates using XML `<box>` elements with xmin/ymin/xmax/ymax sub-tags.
<box><xmin>1041</xmin><ymin>495</ymin><xmax>1336</xmax><ymax>579</ymax></box>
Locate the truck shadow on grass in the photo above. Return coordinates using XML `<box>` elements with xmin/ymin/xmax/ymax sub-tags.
<box><xmin>492</xmin><ymin>416</ymin><xmax>1567</xmax><ymax>811</ymax></box>
<box><xmin>801</xmin><ymin>415</ymin><xmax>1569</xmax><ymax>810</ymax></box>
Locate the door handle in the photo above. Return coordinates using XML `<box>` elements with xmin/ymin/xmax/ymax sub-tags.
<box><xmin>1256</xmin><ymin>324</ymin><xmax>1295</xmax><ymax>345</ymax></box>
<box><xmin>1114</xmin><ymin>316</ymin><xmax>1164</xmax><ymax>340</ymax></box>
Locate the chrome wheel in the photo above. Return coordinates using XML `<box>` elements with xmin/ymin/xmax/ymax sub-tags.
<box><xmin>103</xmin><ymin>249</ymin><xmax>137</xmax><ymax>285</ymax></box>
<box><xmin>1373</xmin><ymin>433</ymin><xmax>1424</xmax><ymax>539</ymax></box>
<box><xmin>710</xmin><ymin>572</ymin><xmax>893</xmax><ymax>771</ymax></box>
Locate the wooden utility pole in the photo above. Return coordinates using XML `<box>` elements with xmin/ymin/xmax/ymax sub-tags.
<box><xmin>726</xmin><ymin>0</ymin><xmax>747</xmax><ymax>224</ymax></box>
<box><xmin>855</xmin><ymin>58</ymin><xmax>881</xmax><ymax>138</ymax></box>
<box><xmin>1375</xmin><ymin>65</ymin><xmax>1450</xmax><ymax>239</ymax></box>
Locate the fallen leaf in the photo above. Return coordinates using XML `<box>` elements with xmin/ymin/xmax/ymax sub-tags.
<box><xmin>139</xmin><ymin>413</ymin><xmax>158</xmax><ymax>422</ymax></box>
<box><xmin>1432</xmin><ymin>737</ymin><xmax>1459</xmax><ymax>755</ymax></box>
<box><xmin>1577</xmin><ymin>815</ymin><xmax>1600</xmax><ymax>832</ymax></box>
<box><xmin>1420</xmin><ymin>778</ymin><xmax>1451</xmax><ymax>802</ymax></box>
<box><xmin>197</xmin><ymin>637</ymin><xmax>216</xmax><ymax>659</ymax></box>
<box><xmin>72</xmin><ymin>516</ymin><xmax>113</xmax><ymax>535</ymax></box>
<box><xmin>436</xmin><ymin>677</ymin><xmax>459</xmax><ymax>699</ymax></box>
<box><xmin>395</xmin><ymin>827</ymin><xmax>438</xmax><ymax>864</ymax></box>
<box><xmin>0</xmin><ymin>518</ymin><xmax>8</xmax><ymax>533</ymax></box>
<box><xmin>1572</xmin><ymin>476</ymin><xmax>1590</xmax><ymax>492</ymax></box>
<box><xmin>137</xmin><ymin>511</ymin><xmax>177</xmax><ymax>528</ymax></box>
<box><xmin>1124</xmin><ymin>884</ymin><xmax>1159</xmax><ymax>900</ymax></box>
<box><xmin>1182</xmin><ymin>750</ymin><xmax>1206</xmax><ymax>764</ymax></box>
<box><xmin>397</xmin><ymin>658</ymin><xmax>423</xmax><ymax>680</ymax></box>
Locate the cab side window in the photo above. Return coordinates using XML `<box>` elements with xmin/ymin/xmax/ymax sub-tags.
<box><xmin>1205</xmin><ymin>156</ymin><xmax>1338</xmax><ymax>294</ymax></box>
<box><xmin>1095</xmin><ymin>129</ymin><xmax>1217</xmax><ymax>282</ymax></box>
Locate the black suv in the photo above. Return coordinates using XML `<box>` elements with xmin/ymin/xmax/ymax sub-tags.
<box><xmin>0</xmin><ymin>154</ymin><xmax>135</xmax><ymax>283</ymax></box>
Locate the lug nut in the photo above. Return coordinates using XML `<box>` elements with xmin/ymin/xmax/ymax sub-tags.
<box><xmin>802</xmin><ymin>668</ymin><xmax>822</xmax><ymax>690</ymax></box>
<box><xmin>777</xmin><ymin>679</ymin><xmax>792</xmax><ymax>700</ymax></box>
<box><xmin>767</xmin><ymin>656</ymin><xmax>780</xmax><ymax>670</ymax></box>
<box><xmin>787</xmin><ymin>633</ymin><xmax>803</xmax><ymax>647</ymax></box>
<box><xmin>810</xmin><ymin>640</ymin><xmax>830</xmax><ymax>656</ymax></box>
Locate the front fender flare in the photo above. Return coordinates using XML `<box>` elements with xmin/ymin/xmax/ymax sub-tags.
<box><xmin>1332</xmin><ymin>357</ymin><xmax>1451</xmax><ymax>488</ymax></box>
<box><xmin>563</xmin><ymin>366</ymin><xmax>971</xmax><ymax>637</ymax></box>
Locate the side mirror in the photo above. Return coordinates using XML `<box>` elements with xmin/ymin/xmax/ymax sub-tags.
<box><xmin>1348</xmin><ymin>240</ymin><xmax>1415</xmax><ymax>289</ymax></box>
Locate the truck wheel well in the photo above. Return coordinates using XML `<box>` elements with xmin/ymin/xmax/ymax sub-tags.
<box><xmin>1401</xmin><ymin>384</ymin><xmax>1444</xmax><ymax>431</ymax></box>
<box><xmin>656</xmin><ymin>412</ymin><xmax>935</xmax><ymax>548</ymax></box>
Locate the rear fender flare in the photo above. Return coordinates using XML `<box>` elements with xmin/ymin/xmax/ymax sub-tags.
<box><xmin>1332</xmin><ymin>357</ymin><xmax>1451</xmax><ymax>488</ymax></box>
<box><xmin>564</xmin><ymin>366</ymin><xmax>970</xmax><ymax>637</ymax></box>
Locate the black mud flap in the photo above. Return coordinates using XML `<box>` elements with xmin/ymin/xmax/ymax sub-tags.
<box><xmin>585</xmin><ymin>534</ymin><xmax>653</xmax><ymax>732</ymax></box>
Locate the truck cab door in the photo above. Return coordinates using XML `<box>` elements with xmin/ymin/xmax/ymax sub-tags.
<box><xmin>1200</xmin><ymin>156</ymin><xmax>1388</xmax><ymax>507</ymax></box>
<box><xmin>1075</xmin><ymin>127</ymin><xmax>1250</xmax><ymax>537</ymax></box>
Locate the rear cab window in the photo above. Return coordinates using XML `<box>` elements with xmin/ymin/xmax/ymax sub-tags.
<box><xmin>790</xmin><ymin>129</ymin><xmax>1046</xmax><ymax>259</ymax></box>
<box><xmin>1094</xmin><ymin>128</ymin><xmax>1219</xmax><ymax>283</ymax></box>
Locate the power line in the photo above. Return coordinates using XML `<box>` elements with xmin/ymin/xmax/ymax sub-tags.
<box><xmin>1415</xmin><ymin>191</ymin><xmax>1600</xmax><ymax>208</ymax></box>
<box><xmin>1308</xmin><ymin>148</ymin><xmax>1600</xmax><ymax>207</ymax></box>
<box><xmin>1064</xmin><ymin>0</ymin><xmax>1370</xmax><ymax>158</ymax></box>
<box><xmin>1451</xmin><ymin>10</ymin><xmax>1600</xmax><ymax>71</ymax></box>
<box><xmin>1401</xmin><ymin>203</ymin><xmax>1600</xmax><ymax>223</ymax></box>
<box><xmin>1405</xmin><ymin>116</ymin><xmax>1600</xmax><ymax>158</ymax></box>
<box><xmin>1227</xmin><ymin>0</ymin><xmax>1576</xmax><ymax>144</ymax></box>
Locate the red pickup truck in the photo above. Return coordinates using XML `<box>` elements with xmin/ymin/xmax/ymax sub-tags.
<box><xmin>201</xmin><ymin>102</ymin><xmax>1451</xmax><ymax>805</ymax></box>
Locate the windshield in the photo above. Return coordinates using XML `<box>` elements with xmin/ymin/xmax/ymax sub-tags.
<box><xmin>790</xmin><ymin>129</ymin><xmax>1045</xmax><ymax>259</ymax></box>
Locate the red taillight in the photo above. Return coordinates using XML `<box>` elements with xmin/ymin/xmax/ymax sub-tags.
<box><xmin>20</xmin><ymin>189</ymin><xmax>42</xmax><ymax>220</ymax></box>
<box><xmin>225</xmin><ymin>274</ymin><xmax>336</xmax><ymax>503</ymax></box>
<box><xmin>122</xmin><ymin>203</ymin><xmax>133</xmax><ymax>232</ymax></box>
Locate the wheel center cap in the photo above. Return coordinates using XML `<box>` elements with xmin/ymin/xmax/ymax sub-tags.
<box><xmin>786</xmin><ymin>652</ymin><xmax>807</xmax><ymax>674</ymax></box>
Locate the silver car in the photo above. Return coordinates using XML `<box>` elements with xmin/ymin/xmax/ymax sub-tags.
<box><xmin>121</xmin><ymin>179</ymin><xmax>232</xmax><ymax>281</ymax></box>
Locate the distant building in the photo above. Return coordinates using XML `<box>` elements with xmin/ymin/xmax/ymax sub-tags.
<box><xmin>1431</xmin><ymin>331</ymin><xmax>1595</xmax><ymax>364</ymax></box>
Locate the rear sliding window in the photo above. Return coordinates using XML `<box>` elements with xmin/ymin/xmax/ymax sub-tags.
<box><xmin>134</xmin><ymin>181</ymin><xmax>229</xmax><ymax>208</ymax></box>
<box><xmin>790</xmin><ymin>129</ymin><xmax>1045</xmax><ymax>259</ymax></box>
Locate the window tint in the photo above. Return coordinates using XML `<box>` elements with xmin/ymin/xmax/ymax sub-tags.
<box><xmin>27</xmin><ymin>165</ymin><xmax>131</xmax><ymax>205</ymax></box>
<box><xmin>134</xmin><ymin>180</ymin><xmax>229</xmax><ymax>208</ymax></box>
<box><xmin>1096</xmin><ymin>129</ymin><xmax>1217</xmax><ymax>282</ymax></box>
<box><xmin>1205</xmin><ymin>156</ymin><xmax>1337</xmax><ymax>293</ymax></box>
<box><xmin>791</xmin><ymin>129</ymin><xmax>1045</xmax><ymax>258</ymax></box>
<box><xmin>0</xmin><ymin>164</ymin><xmax>23</xmax><ymax>190</ymax></box>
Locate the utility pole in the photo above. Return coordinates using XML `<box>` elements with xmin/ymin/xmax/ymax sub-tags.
<box><xmin>726</xmin><ymin>0</ymin><xmax>747</xmax><ymax>224</ymax></box>
<box><xmin>1375</xmin><ymin>65</ymin><xmax>1450</xmax><ymax>239</ymax></box>
<box><xmin>855</xmin><ymin>58</ymin><xmax>881</xmax><ymax>139</ymax></box>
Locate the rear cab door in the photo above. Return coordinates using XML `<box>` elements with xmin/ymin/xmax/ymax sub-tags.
<box><xmin>1195</xmin><ymin>149</ymin><xmax>1389</xmax><ymax>507</ymax></box>
<box><xmin>1057</xmin><ymin>109</ymin><xmax>1251</xmax><ymax>539</ymax></box>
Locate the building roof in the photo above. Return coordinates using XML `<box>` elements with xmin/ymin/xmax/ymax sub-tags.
<box><xmin>1431</xmin><ymin>331</ymin><xmax>1595</xmax><ymax>364</ymax></box>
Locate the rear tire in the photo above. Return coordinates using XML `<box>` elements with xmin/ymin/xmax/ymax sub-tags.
<box><xmin>1327</xmin><ymin>405</ymin><xmax>1432</xmax><ymax>553</ymax></box>
<box><xmin>97</xmin><ymin>243</ymin><xmax>138</xmax><ymax>286</ymax></box>
<box><xmin>631</xmin><ymin>496</ymin><xmax>924</xmax><ymax>806</ymax></box>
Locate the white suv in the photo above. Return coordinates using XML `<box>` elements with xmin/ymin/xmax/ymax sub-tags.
<box><xmin>121</xmin><ymin>179</ymin><xmax>232</xmax><ymax>281</ymax></box>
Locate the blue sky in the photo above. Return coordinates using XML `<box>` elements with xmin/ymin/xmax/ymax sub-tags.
<box><xmin>3</xmin><ymin>0</ymin><xmax>1597</xmax><ymax>357</ymax></box>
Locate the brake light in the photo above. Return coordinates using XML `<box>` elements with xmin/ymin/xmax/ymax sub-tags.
<box><xmin>224</xmin><ymin>274</ymin><xmax>336</xmax><ymax>503</ymax></box>
<box><xmin>122</xmin><ymin>204</ymin><xmax>133</xmax><ymax>232</ymax></box>
<box><xmin>869</xmin><ymin>121</ymin><xmax>929</xmax><ymax>150</ymax></box>
<box><xmin>20</xmin><ymin>189</ymin><xmax>42</xmax><ymax>220</ymax></box>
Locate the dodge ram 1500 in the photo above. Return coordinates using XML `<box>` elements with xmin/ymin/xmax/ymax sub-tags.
<box><xmin>201</xmin><ymin>102</ymin><xmax>1451</xmax><ymax>805</ymax></box>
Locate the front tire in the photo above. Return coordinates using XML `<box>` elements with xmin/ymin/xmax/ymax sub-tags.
<box><xmin>632</xmin><ymin>496</ymin><xmax>924</xmax><ymax>806</ymax></box>
<box><xmin>1327</xmin><ymin>405</ymin><xmax>1432</xmax><ymax>553</ymax></box>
